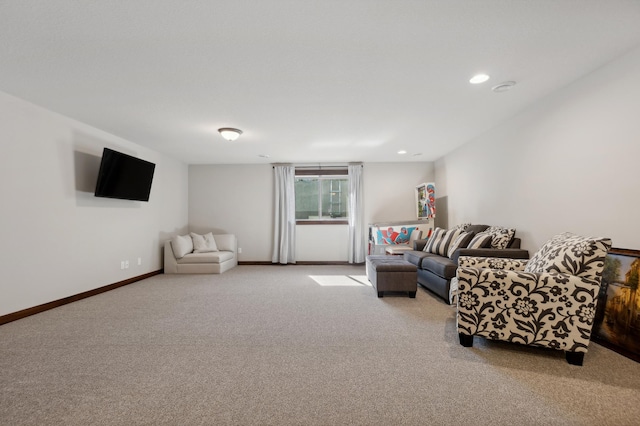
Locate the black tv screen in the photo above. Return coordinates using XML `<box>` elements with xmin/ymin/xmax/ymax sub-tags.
<box><xmin>94</xmin><ymin>148</ymin><xmax>156</xmax><ymax>201</ymax></box>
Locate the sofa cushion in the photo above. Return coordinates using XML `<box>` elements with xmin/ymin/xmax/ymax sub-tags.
<box><xmin>424</xmin><ymin>227</ymin><xmax>463</xmax><ymax>256</ymax></box>
<box><xmin>177</xmin><ymin>251</ymin><xmax>235</xmax><ymax>264</ymax></box>
<box><xmin>403</xmin><ymin>250</ymin><xmax>433</xmax><ymax>267</ymax></box>
<box><xmin>213</xmin><ymin>234</ymin><xmax>236</xmax><ymax>252</ymax></box>
<box><xmin>421</xmin><ymin>256</ymin><xmax>457</xmax><ymax>280</ymax></box>
<box><xmin>447</xmin><ymin>231</ymin><xmax>474</xmax><ymax>258</ymax></box>
<box><xmin>466</xmin><ymin>233</ymin><xmax>492</xmax><ymax>249</ymax></box>
<box><xmin>524</xmin><ymin>232</ymin><xmax>612</xmax><ymax>281</ymax></box>
<box><xmin>484</xmin><ymin>226</ymin><xmax>516</xmax><ymax>249</ymax></box>
<box><xmin>171</xmin><ymin>234</ymin><xmax>193</xmax><ymax>259</ymax></box>
<box><xmin>191</xmin><ymin>232</ymin><xmax>219</xmax><ymax>253</ymax></box>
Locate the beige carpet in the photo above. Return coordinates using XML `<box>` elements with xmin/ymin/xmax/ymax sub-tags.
<box><xmin>1</xmin><ymin>265</ymin><xmax>639</xmax><ymax>425</ymax></box>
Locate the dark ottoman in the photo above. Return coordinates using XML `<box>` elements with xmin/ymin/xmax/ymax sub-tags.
<box><xmin>366</xmin><ymin>255</ymin><xmax>418</xmax><ymax>298</ymax></box>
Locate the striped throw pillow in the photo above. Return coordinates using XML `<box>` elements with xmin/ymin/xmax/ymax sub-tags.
<box><xmin>447</xmin><ymin>231</ymin><xmax>474</xmax><ymax>258</ymax></box>
<box><xmin>466</xmin><ymin>232</ymin><xmax>492</xmax><ymax>249</ymax></box>
<box><xmin>423</xmin><ymin>228</ymin><xmax>444</xmax><ymax>252</ymax></box>
<box><xmin>424</xmin><ymin>227</ymin><xmax>463</xmax><ymax>256</ymax></box>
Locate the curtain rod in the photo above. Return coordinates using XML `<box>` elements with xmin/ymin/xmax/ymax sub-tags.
<box><xmin>272</xmin><ymin>162</ymin><xmax>363</xmax><ymax>169</ymax></box>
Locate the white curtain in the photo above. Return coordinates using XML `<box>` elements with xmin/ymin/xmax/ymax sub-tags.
<box><xmin>348</xmin><ymin>163</ymin><xmax>366</xmax><ymax>263</ymax></box>
<box><xmin>272</xmin><ymin>165</ymin><xmax>296</xmax><ymax>264</ymax></box>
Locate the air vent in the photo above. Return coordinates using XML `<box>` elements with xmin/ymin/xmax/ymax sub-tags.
<box><xmin>492</xmin><ymin>81</ymin><xmax>516</xmax><ymax>93</ymax></box>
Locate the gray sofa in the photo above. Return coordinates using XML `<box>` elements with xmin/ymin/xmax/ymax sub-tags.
<box><xmin>403</xmin><ymin>224</ymin><xmax>529</xmax><ymax>304</ymax></box>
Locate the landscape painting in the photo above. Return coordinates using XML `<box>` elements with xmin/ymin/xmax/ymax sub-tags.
<box><xmin>592</xmin><ymin>247</ymin><xmax>640</xmax><ymax>362</ymax></box>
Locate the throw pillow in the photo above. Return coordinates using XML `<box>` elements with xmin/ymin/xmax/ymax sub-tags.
<box><xmin>484</xmin><ymin>226</ymin><xmax>516</xmax><ymax>249</ymax></box>
<box><xmin>524</xmin><ymin>232</ymin><xmax>612</xmax><ymax>281</ymax></box>
<box><xmin>423</xmin><ymin>227</ymin><xmax>444</xmax><ymax>252</ymax></box>
<box><xmin>171</xmin><ymin>234</ymin><xmax>193</xmax><ymax>259</ymax></box>
<box><xmin>465</xmin><ymin>224</ymin><xmax>490</xmax><ymax>234</ymax></box>
<box><xmin>191</xmin><ymin>232</ymin><xmax>219</xmax><ymax>253</ymax></box>
<box><xmin>466</xmin><ymin>232</ymin><xmax>492</xmax><ymax>249</ymax></box>
<box><xmin>424</xmin><ymin>227</ymin><xmax>463</xmax><ymax>256</ymax></box>
<box><xmin>453</xmin><ymin>223</ymin><xmax>471</xmax><ymax>231</ymax></box>
<box><xmin>447</xmin><ymin>231</ymin><xmax>474</xmax><ymax>258</ymax></box>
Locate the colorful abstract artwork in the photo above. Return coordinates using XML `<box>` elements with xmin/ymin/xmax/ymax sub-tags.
<box><xmin>376</xmin><ymin>226</ymin><xmax>417</xmax><ymax>245</ymax></box>
<box><xmin>416</xmin><ymin>182</ymin><xmax>435</xmax><ymax>219</ymax></box>
<box><xmin>368</xmin><ymin>221</ymin><xmax>434</xmax><ymax>254</ymax></box>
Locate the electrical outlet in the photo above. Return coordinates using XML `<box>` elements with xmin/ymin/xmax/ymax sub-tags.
<box><xmin>137</xmin><ymin>257</ymin><xmax>142</xmax><ymax>266</ymax></box>
<box><xmin>125</xmin><ymin>260</ymin><xmax>129</xmax><ymax>269</ymax></box>
<box><xmin>120</xmin><ymin>261</ymin><xmax>125</xmax><ymax>270</ymax></box>
<box><xmin>238</xmin><ymin>247</ymin><xmax>242</xmax><ymax>254</ymax></box>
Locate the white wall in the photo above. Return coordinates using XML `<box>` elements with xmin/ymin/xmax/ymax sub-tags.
<box><xmin>435</xmin><ymin>46</ymin><xmax>640</xmax><ymax>253</ymax></box>
<box><xmin>189</xmin><ymin>164</ymin><xmax>274</xmax><ymax>261</ymax></box>
<box><xmin>189</xmin><ymin>162</ymin><xmax>434</xmax><ymax>262</ymax></box>
<box><xmin>363</xmin><ymin>162</ymin><xmax>435</xmax><ymax>225</ymax></box>
<box><xmin>0</xmin><ymin>91</ymin><xmax>189</xmax><ymax>317</ymax></box>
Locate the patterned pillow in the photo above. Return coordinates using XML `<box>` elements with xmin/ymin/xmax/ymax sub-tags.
<box><xmin>466</xmin><ymin>232</ymin><xmax>492</xmax><ymax>249</ymax></box>
<box><xmin>424</xmin><ymin>227</ymin><xmax>463</xmax><ymax>256</ymax></box>
<box><xmin>453</xmin><ymin>223</ymin><xmax>471</xmax><ymax>231</ymax></box>
<box><xmin>524</xmin><ymin>232</ymin><xmax>612</xmax><ymax>281</ymax></box>
<box><xmin>484</xmin><ymin>226</ymin><xmax>516</xmax><ymax>249</ymax></box>
<box><xmin>447</xmin><ymin>232</ymin><xmax>474</xmax><ymax>258</ymax></box>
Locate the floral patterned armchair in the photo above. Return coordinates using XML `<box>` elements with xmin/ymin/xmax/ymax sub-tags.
<box><xmin>456</xmin><ymin>232</ymin><xmax>612</xmax><ymax>365</ymax></box>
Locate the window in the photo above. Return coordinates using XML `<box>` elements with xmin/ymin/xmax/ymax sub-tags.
<box><xmin>295</xmin><ymin>168</ymin><xmax>348</xmax><ymax>224</ymax></box>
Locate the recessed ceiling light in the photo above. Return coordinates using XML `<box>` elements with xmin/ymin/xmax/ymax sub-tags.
<box><xmin>397</xmin><ymin>150</ymin><xmax>407</xmax><ymax>155</ymax></box>
<box><xmin>492</xmin><ymin>81</ymin><xmax>516</xmax><ymax>92</ymax></box>
<box><xmin>411</xmin><ymin>153</ymin><xmax>423</xmax><ymax>157</ymax></box>
<box><xmin>469</xmin><ymin>74</ymin><xmax>490</xmax><ymax>84</ymax></box>
<box><xmin>258</xmin><ymin>154</ymin><xmax>270</xmax><ymax>158</ymax></box>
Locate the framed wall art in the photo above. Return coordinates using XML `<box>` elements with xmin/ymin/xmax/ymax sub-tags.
<box><xmin>415</xmin><ymin>182</ymin><xmax>435</xmax><ymax>220</ymax></box>
<box><xmin>592</xmin><ymin>247</ymin><xmax>640</xmax><ymax>362</ymax></box>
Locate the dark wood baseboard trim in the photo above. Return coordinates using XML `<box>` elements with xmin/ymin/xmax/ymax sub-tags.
<box><xmin>238</xmin><ymin>261</ymin><xmax>364</xmax><ymax>266</ymax></box>
<box><xmin>0</xmin><ymin>270</ymin><xmax>163</xmax><ymax>326</ymax></box>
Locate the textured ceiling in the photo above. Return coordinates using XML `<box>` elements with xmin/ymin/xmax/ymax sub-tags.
<box><xmin>1</xmin><ymin>1</ymin><xmax>640</xmax><ymax>164</ymax></box>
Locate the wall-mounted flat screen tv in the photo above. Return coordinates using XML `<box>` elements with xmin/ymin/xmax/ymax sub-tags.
<box><xmin>94</xmin><ymin>148</ymin><xmax>156</xmax><ymax>202</ymax></box>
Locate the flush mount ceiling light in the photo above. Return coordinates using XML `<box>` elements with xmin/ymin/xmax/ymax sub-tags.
<box><xmin>469</xmin><ymin>73</ymin><xmax>490</xmax><ymax>84</ymax></box>
<box><xmin>492</xmin><ymin>81</ymin><xmax>517</xmax><ymax>93</ymax></box>
<box><xmin>218</xmin><ymin>128</ymin><xmax>243</xmax><ymax>141</ymax></box>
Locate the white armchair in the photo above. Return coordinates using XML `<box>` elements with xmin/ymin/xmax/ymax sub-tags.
<box><xmin>456</xmin><ymin>232</ymin><xmax>611</xmax><ymax>365</ymax></box>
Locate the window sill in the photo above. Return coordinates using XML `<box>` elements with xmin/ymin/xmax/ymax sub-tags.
<box><xmin>296</xmin><ymin>220</ymin><xmax>348</xmax><ymax>225</ymax></box>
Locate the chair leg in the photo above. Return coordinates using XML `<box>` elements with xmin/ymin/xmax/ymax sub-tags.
<box><xmin>566</xmin><ymin>351</ymin><xmax>584</xmax><ymax>366</ymax></box>
<box><xmin>459</xmin><ymin>333</ymin><xmax>473</xmax><ymax>347</ymax></box>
